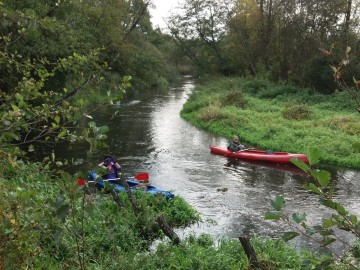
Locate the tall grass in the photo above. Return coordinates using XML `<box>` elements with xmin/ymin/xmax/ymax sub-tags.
<box><xmin>0</xmin><ymin>162</ymin><xmax>199</xmax><ymax>269</ymax></box>
<box><xmin>1</xmin><ymin>160</ymin><xmax>357</xmax><ymax>268</ymax></box>
<box><xmin>180</xmin><ymin>77</ymin><xmax>360</xmax><ymax>168</ymax></box>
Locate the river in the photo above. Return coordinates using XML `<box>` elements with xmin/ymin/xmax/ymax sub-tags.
<box><xmin>50</xmin><ymin>76</ymin><xmax>360</xmax><ymax>254</ymax></box>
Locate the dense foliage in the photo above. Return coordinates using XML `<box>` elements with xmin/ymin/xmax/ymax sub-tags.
<box><xmin>0</xmin><ymin>162</ymin><xmax>200</xmax><ymax>269</ymax></box>
<box><xmin>3</xmin><ymin>161</ymin><xmax>347</xmax><ymax>270</ymax></box>
<box><xmin>167</xmin><ymin>0</ymin><xmax>360</xmax><ymax>95</ymax></box>
<box><xmin>0</xmin><ymin>0</ymin><xmax>179</xmax><ymax>158</ymax></box>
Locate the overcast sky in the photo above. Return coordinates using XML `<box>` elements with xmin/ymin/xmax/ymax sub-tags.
<box><xmin>150</xmin><ymin>0</ymin><xmax>183</xmax><ymax>29</ymax></box>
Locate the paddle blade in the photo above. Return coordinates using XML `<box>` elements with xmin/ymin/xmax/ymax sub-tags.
<box><xmin>134</xmin><ymin>172</ymin><xmax>149</xmax><ymax>181</ymax></box>
<box><xmin>77</xmin><ymin>178</ymin><xmax>87</xmax><ymax>186</ymax></box>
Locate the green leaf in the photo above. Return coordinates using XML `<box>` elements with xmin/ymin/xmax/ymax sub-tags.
<box><xmin>283</xmin><ymin>231</ymin><xmax>299</xmax><ymax>241</ymax></box>
<box><xmin>96</xmin><ymin>134</ymin><xmax>108</xmax><ymax>140</ymax></box>
<box><xmin>264</xmin><ymin>211</ymin><xmax>280</xmax><ymax>220</ymax></box>
<box><xmin>320</xmin><ymin>237</ymin><xmax>336</xmax><ymax>247</ymax></box>
<box><xmin>28</xmin><ymin>144</ymin><xmax>35</xmax><ymax>152</ymax></box>
<box><xmin>291</xmin><ymin>158</ymin><xmax>309</xmax><ymax>172</ymax></box>
<box><xmin>319</xmin><ymin>199</ymin><xmax>347</xmax><ymax>216</ymax></box>
<box><xmin>15</xmin><ymin>93</ymin><xmax>23</xmax><ymax>101</ymax></box>
<box><xmin>271</xmin><ymin>196</ymin><xmax>285</xmax><ymax>211</ymax></box>
<box><xmin>311</xmin><ymin>170</ymin><xmax>331</xmax><ymax>188</ymax></box>
<box><xmin>319</xmin><ymin>230</ymin><xmax>333</xmax><ymax>236</ymax></box>
<box><xmin>292</xmin><ymin>213</ymin><xmax>306</xmax><ymax>224</ymax></box>
<box><xmin>55</xmin><ymin>161</ymin><xmax>63</xmax><ymax>167</ymax></box>
<box><xmin>322</xmin><ymin>219</ymin><xmax>337</xmax><ymax>228</ymax></box>
<box><xmin>3</xmin><ymin>132</ymin><xmax>20</xmax><ymax>140</ymax></box>
<box><xmin>54</xmin><ymin>116</ymin><xmax>60</xmax><ymax>124</ymax></box>
<box><xmin>303</xmin><ymin>183</ymin><xmax>322</xmax><ymax>195</ymax></box>
<box><xmin>73</xmin><ymin>159</ymin><xmax>84</xmax><ymax>165</ymax></box>
<box><xmin>306</xmin><ymin>225</ymin><xmax>324</xmax><ymax>235</ymax></box>
<box><xmin>96</xmin><ymin>126</ymin><xmax>109</xmax><ymax>134</ymax></box>
<box><xmin>346</xmin><ymin>46</ymin><xmax>351</xmax><ymax>55</ymax></box>
<box><xmin>349</xmin><ymin>215</ymin><xmax>358</xmax><ymax>225</ymax></box>
<box><xmin>58</xmin><ymin>130</ymin><xmax>67</xmax><ymax>138</ymax></box>
<box><xmin>88</xmin><ymin>121</ymin><xmax>96</xmax><ymax>128</ymax></box>
<box><xmin>307</xmin><ymin>147</ymin><xmax>322</xmax><ymax>165</ymax></box>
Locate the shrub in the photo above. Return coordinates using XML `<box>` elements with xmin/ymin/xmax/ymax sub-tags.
<box><xmin>181</xmin><ymin>95</ymin><xmax>209</xmax><ymax>114</ymax></box>
<box><xmin>258</xmin><ymin>84</ymin><xmax>299</xmax><ymax>99</ymax></box>
<box><xmin>196</xmin><ymin>105</ymin><xmax>226</xmax><ymax>122</ymax></box>
<box><xmin>241</xmin><ymin>78</ymin><xmax>270</xmax><ymax>94</ymax></box>
<box><xmin>282</xmin><ymin>103</ymin><xmax>311</xmax><ymax>120</ymax></box>
<box><xmin>222</xmin><ymin>90</ymin><xmax>247</xmax><ymax>108</ymax></box>
<box><xmin>323</xmin><ymin>116</ymin><xmax>360</xmax><ymax>135</ymax></box>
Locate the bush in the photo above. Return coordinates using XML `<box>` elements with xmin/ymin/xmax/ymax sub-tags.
<box><xmin>282</xmin><ymin>103</ymin><xmax>312</xmax><ymax>120</ymax></box>
<box><xmin>196</xmin><ymin>105</ymin><xmax>226</xmax><ymax>122</ymax></box>
<box><xmin>222</xmin><ymin>90</ymin><xmax>247</xmax><ymax>108</ymax></box>
<box><xmin>181</xmin><ymin>94</ymin><xmax>209</xmax><ymax>114</ymax></box>
<box><xmin>322</xmin><ymin>116</ymin><xmax>360</xmax><ymax>135</ymax></box>
<box><xmin>258</xmin><ymin>84</ymin><xmax>299</xmax><ymax>99</ymax></box>
<box><xmin>241</xmin><ymin>78</ymin><xmax>270</xmax><ymax>94</ymax></box>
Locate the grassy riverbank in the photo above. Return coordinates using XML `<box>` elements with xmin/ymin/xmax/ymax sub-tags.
<box><xmin>180</xmin><ymin>76</ymin><xmax>360</xmax><ymax>169</ymax></box>
<box><xmin>2</xmin><ymin>162</ymin><xmax>358</xmax><ymax>269</ymax></box>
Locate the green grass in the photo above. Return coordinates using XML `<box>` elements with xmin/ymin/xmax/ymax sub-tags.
<box><xmin>0</xmin><ymin>162</ymin><xmax>199</xmax><ymax>269</ymax></box>
<box><xmin>181</xmin><ymin>76</ymin><xmax>360</xmax><ymax>169</ymax></box>
<box><xmin>1</xmin><ymin>160</ymin><xmax>358</xmax><ymax>269</ymax></box>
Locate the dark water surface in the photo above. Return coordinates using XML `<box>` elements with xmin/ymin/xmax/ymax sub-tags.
<box><xmin>51</xmin><ymin>76</ymin><xmax>360</xmax><ymax>254</ymax></box>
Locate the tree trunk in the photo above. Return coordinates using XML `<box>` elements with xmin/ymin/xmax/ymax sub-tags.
<box><xmin>111</xmin><ymin>190</ymin><xmax>125</xmax><ymax>208</ymax></box>
<box><xmin>120</xmin><ymin>177</ymin><xmax>140</xmax><ymax>214</ymax></box>
<box><xmin>112</xmin><ymin>177</ymin><xmax>181</xmax><ymax>245</ymax></box>
<box><xmin>239</xmin><ymin>236</ymin><xmax>263</xmax><ymax>269</ymax></box>
<box><xmin>343</xmin><ymin>0</ymin><xmax>352</xmax><ymax>46</ymax></box>
<box><xmin>157</xmin><ymin>216</ymin><xmax>181</xmax><ymax>245</ymax></box>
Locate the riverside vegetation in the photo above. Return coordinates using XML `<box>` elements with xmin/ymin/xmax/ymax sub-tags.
<box><xmin>180</xmin><ymin>75</ymin><xmax>360</xmax><ymax>269</ymax></box>
<box><xmin>181</xmin><ymin>76</ymin><xmax>360</xmax><ymax>169</ymax></box>
<box><xmin>0</xmin><ymin>159</ymin><xmax>341</xmax><ymax>269</ymax></box>
<box><xmin>1</xmin><ymin>0</ymin><xmax>360</xmax><ymax>269</ymax></box>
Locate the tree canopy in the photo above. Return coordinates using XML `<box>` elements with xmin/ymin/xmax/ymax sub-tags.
<box><xmin>167</xmin><ymin>0</ymin><xmax>360</xmax><ymax>93</ymax></box>
<box><xmin>0</xmin><ymin>0</ymin><xmax>178</xmax><ymax>158</ymax></box>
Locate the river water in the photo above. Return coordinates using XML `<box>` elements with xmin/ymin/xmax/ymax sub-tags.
<box><xmin>52</xmin><ymin>76</ymin><xmax>360</xmax><ymax>254</ymax></box>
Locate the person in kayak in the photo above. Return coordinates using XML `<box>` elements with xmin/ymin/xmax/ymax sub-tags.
<box><xmin>227</xmin><ymin>136</ymin><xmax>245</xmax><ymax>152</ymax></box>
<box><xmin>98</xmin><ymin>155</ymin><xmax>122</xmax><ymax>179</ymax></box>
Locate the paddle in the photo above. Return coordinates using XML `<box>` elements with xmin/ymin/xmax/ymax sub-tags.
<box><xmin>236</xmin><ymin>148</ymin><xmax>253</xmax><ymax>152</ymax></box>
<box><xmin>235</xmin><ymin>146</ymin><xmax>261</xmax><ymax>152</ymax></box>
<box><xmin>134</xmin><ymin>172</ymin><xmax>149</xmax><ymax>181</ymax></box>
<box><xmin>87</xmin><ymin>177</ymin><xmax>120</xmax><ymax>183</ymax></box>
<box><xmin>77</xmin><ymin>172</ymin><xmax>149</xmax><ymax>185</ymax></box>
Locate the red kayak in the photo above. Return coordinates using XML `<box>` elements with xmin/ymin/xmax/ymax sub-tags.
<box><xmin>210</xmin><ymin>146</ymin><xmax>309</xmax><ymax>164</ymax></box>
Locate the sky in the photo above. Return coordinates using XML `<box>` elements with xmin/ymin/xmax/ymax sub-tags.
<box><xmin>149</xmin><ymin>0</ymin><xmax>183</xmax><ymax>30</ymax></box>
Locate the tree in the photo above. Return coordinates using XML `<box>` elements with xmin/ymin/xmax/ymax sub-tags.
<box><xmin>0</xmin><ymin>1</ymin><xmax>131</xmax><ymax>159</ymax></box>
<box><xmin>167</xmin><ymin>0</ymin><xmax>235</xmax><ymax>75</ymax></box>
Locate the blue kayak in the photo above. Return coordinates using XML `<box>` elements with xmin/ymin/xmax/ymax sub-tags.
<box><xmin>90</xmin><ymin>172</ymin><xmax>174</xmax><ymax>199</ymax></box>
